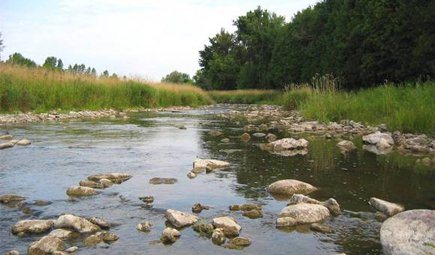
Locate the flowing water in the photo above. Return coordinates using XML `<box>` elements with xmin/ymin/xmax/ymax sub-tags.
<box><xmin>1</xmin><ymin>105</ymin><xmax>435</xmax><ymax>255</ymax></box>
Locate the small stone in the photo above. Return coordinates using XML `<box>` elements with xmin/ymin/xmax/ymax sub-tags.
<box><xmin>241</xmin><ymin>133</ymin><xmax>250</xmax><ymax>141</ymax></box>
<box><xmin>79</xmin><ymin>180</ymin><xmax>104</xmax><ymax>189</ymax></box>
<box><xmin>228</xmin><ymin>237</ymin><xmax>252</xmax><ymax>247</ymax></box>
<box><xmin>0</xmin><ymin>135</ymin><xmax>13</xmax><ymax>140</ymax></box>
<box><xmin>267</xmin><ymin>179</ymin><xmax>317</xmax><ymax>196</ymax></box>
<box><xmin>99</xmin><ymin>179</ymin><xmax>113</xmax><ymax>188</ymax></box>
<box><xmin>136</xmin><ymin>222</ymin><xmax>153</xmax><ymax>232</ymax></box>
<box><xmin>160</xmin><ymin>228</ymin><xmax>180</xmax><ymax>244</ymax></box>
<box><xmin>87</xmin><ymin>217</ymin><xmax>110</xmax><ymax>229</ymax></box>
<box><xmin>0</xmin><ymin>142</ymin><xmax>15</xmax><ymax>149</ymax></box>
<box><xmin>28</xmin><ymin>236</ymin><xmax>65</xmax><ymax>255</ymax></box>
<box><xmin>139</xmin><ymin>196</ymin><xmax>154</xmax><ymax>203</ymax></box>
<box><xmin>276</xmin><ymin>217</ymin><xmax>297</xmax><ymax>228</ymax></box>
<box><xmin>212</xmin><ymin>217</ymin><xmax>241</xmax><ymax>237</ymax></box>
<box><xmin>0</xmin><ymin>195</ymin><xmax>26</xmax><ymax>204</ymax></box>
<box><xmin>17</xmin><ymin>139</ymin><xmax>31</xmax><ymax>146</ymax></box>
<box><xmin>4</xmin><ymin>251</ymin><xmax>20</xmax><ymax>255</ymax></box>
<box><xmin>242</xmin><ymin>209</ymin><xmax>264</xmax><ymax>219</ymax></box>
<box><xmin>192</xmin><ymin>222</ymin><xmax>214</xmax><ymax>237</ymax></box>
<box><xmin>66</xmin><ymin>186</ymin><xmax>99</xmax><ymax>197</ymax></box>
<box><xmin>149</xmin><ymin>177</ymin><xmax>178</xmax><ymax>185</ymax></box>
<box><xmin>252</xmin><ymin>133</ymin><xmax>266</xmax><ymax>138</ymax></box>
<box><xmin>229</xmin><ymin>205</ymin><xmax>240</xmax><ymax>211</ymax></box>
<box><xmin>11</xmin><ymin>220</ymin><xmax>53</xmax><ymax>236</ymax></box>
<box><xmin>374</xmin><ymin>211</ymin><xmax>388</xmax><ymax>222</ymax></box>
<box><xmin>209</xmin><ymin>130</ymin><xmax>223</xmax><ymax>137</ymax></box>
<box><xmin>212</xmin><ymin>228</ymin><xmax>226</xmax><ymax>245</ymax></box>
<box><xmin>65</xmin><ymin>246</ymin><xmax>78</xmax><ymax>253</ymax></box>
<box><xmin>192</xmin><ymin>203</ymin><xmax>210</xmax><ymax>213</ymax></box>
<box><xmin>221</xmin><ymin>138</ymin><xmax>230</xmax><ymax>143</ymax></box>
<box><xmin>266</xmin><ymin>133</ymin><xmax>277</xmax><ymax>142</ymax></box>
<box><xmin>34</xmin><ymin>200</ymin><xmax>51</xmax><ymax>206</ymax></box>
<box><xmin>187</xmin><ymin>172</ymin><xmax>197</xmax><ymax>179</ymax></box>
<box><xmin>310</xmin><ymin>223</ymin><xmax>332</xmax><ymax>233</ymax></box>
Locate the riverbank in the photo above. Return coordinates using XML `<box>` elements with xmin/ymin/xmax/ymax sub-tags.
<box><xmin>0</xmin><ymin>65</ymin><xmax>212</xmax><ymax>113</ymax></box>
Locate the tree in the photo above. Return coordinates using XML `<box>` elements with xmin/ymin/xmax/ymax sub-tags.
<box><xmin>43</xmin><ymin>56</ymin><xmax>58</xmax><ymax>70</ymax></box>
<box><xmin>101</xmin><ymin>70</ymin><xmax>109</xmax><ymax>77</ymax></box>
<box><xmin>0</xmin><ymin>32</ymin><xmax>4</xmax><ymax>61</ymax></box>
<box><xmin>57</xmin><ymin>59</ymin><xmax>64</xmax><ymax>70</ymax></box>
<box><xmin>5</xmin><ymin>53</ymin><xmax>37</xmax><ymax>68</ymax></box>
<box><xmin>161</xmin><ymin>70</ymin><xmax>192</xmax><ymax>84</ymax></box>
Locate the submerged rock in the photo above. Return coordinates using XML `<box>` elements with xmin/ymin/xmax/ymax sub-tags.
<box><xmin>212</xmin><ymin>229</ymin><xmax>226</xmax><ymax>245</ymax></box>
<box><xmin>310</xmin><ymin>223</ymin><xmax>332</xmax><ymax>233</ymax></box>
<box><xmin>209</xmin><ymin>130</ymin><xmax>223</xmax><ymax>137</ymax></box>
<box><xmin>369</xmin><ymin>197</ymin><xmax>404</xmax><ymax>217</ymax></box>
<box><xmin>0</xmin><ymin>135</ymin><xmax>13</xmax><ymax>140</ymax></box>
<box><xmin>165</xmin><ymin>209</ymin><xmax>199</xmax><ymax>228</ymax></box>
<box><xmin>242</xmin><ymin>209</ymin><xmax>264</xmax><ymax>219</ymax></box>
<box><xmin>267</xmin><ymin>179</ymin><xmax>317</xmax><ymax>196</ymax></box>
<box><xmin>79</xmin><ymin>180</ymin><xmax>104</xmax><ymax>189</ymax></box>
<box><xmin>66</xmin><ymin>186</ymin><xmax>99</xmax><ymax>197</ymax></box>
<box><xmin>192</xmin><ymin>159</ymin><xmax>230</xmax><ymax>173</ymax></box>
<box><xmin>87</xmin><ymin>217</ymin><xmax>110</xmax><ymax>229</ymax></box>
<box><xmin>229</xmin><ymin>203</ymin><xmax>261</xmax><ymax>211</ymax></box>
<box><xmin>54</xmin><ymin>214</ymin><xmax>100</xmax><ymax>234</ymax></box>
<box><xmin>192</xmin><ymin>222</ymin><xmax>214</xmax><ymax>237</ymax></box>
<box><xmin>149</xmin><ymin>177</ymin><xmax>178</xmax><ymax>185</ymax></box>
<box><xmin>48</xmin><ymin>229</ymin><xmax>77</xmax><ymax>240</ymax></box>
<box><xmin>136</xmin><ymin>222</ymin><xmax>153</xmax><ymax>232</ymax></box>
<box><xmin>87</xmin><ymin>173</ymin><xmax>132</xmax><ymax>183</ymax></box>
<box><xmin>4</xmin><ymin>251</ymin><xmax>20</xmax><ymax>255</ymax></box>
<box><xmin>160</xmin><ymin>228</ymin><xmax>180</xmax><ymax>244</ymax></box>
<box><xmin>336</xmin><ymin>140</ymin><xmax>356</xmax><ymax>152</ymax></box>
<box><xmin>11</xmin><ymin>220</ymin><xmax>53</xmax><ymax>236</ymax></box>
<box><xmin>84</xmin><ymin>232</ymin><xmax>119</xmax><ymax>246</ymax></box>
<box><xmin>0</xmin><ymin>195</ymin><xmax>26</xmax><ymax>204</ymax></box>
<box><xmin>212</xmin><ymin>217</ymin><xmax>241</xmax><ymax>237</ymax></box>
<box><xmin>228</xmin><ymin>237</ymin><xmax>252</xmax><ymax>247</ymax></box>
<box><xmin>279</xmin><ymin>203</ymin><xmax>330</xmax><ymax>224</ymax></box>
<box><xmin>0</xmin><ymin>142</ymin><xmax>15</xmax><ymax>149</ymax></box>
<box><xmin>17</xmin><ymin>139</ymin><xmax>31</xmax><ymax>146</ymax></box>
<box><xmin>363</xmin><ymin>132</ymin><xmax>394</xmax><ymax>147</ymax></box>
<box><xmin>139</xmin><ymin>196</ymin><xmax>154</xmax><ymax>203</ymax></box>
<box><xmin>380</xmin><ymin>210</ymin><xmax>435</xmax><ymax>255</ymax></box>
<box><xmin>28</xmin><ymin>236</ymin><xmax>65</xmax><ymax>255</ymax></box>
<box><xmin>192</xmin><ymin>203</ymin><xmax>210</xmax><ymax>213</ymax></box>
<box><xmin>276</xmin><ymin>217</ymin><xmax>297</xmax><ymax>228</ymax></box>
<box><xmin>270</xmin><ymin>138</ymin><xmax>309</xmax><ymax>151</ymax></box>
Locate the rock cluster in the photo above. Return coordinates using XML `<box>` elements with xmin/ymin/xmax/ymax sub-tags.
<box><xmin>67</xmin><ymin>173</ymin><xmax>132</xmax><ymax>197</ymax></box>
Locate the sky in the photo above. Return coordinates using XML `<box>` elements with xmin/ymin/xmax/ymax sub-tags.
<box><xmin>0</xmin><ymin>0</ymin><xmax>319</xmax><ymax>81</ymax></box>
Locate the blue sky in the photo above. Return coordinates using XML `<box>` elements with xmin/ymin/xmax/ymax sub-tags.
<box><xmin>0</xmin><ymin>0</ymin><xmax>319</xmax><ymax>80</ymax></box>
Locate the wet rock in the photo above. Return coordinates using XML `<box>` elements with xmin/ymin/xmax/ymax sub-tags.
<box><xmin>0</xmin><ymin>195</ymin><xmax>26</xmax><ymax>204</ymax></box>
<box><xmin>323</xmin><ymin>198</ymin><xmax>342</xmax><ymax>215</ymax></box>
<box><xmin>160</xmin><ymin>228</ymin><xmax>180</xmax><ymax>244</ymax></box>
<box><xmin>187</xmin><ymin>172</ymin><xmax>197</xmax><ymax>179</ymax></box>
<box><xmin>4</xmin><ymin>251</ymin><xmax>20</xmax><ymax>255</ymax></box>
<box><xmin>0</xmin><ymin>142</ymin><xmax>15</xmax><ymax>149</ymax></box>
<box><xmin>165</xmin><ymin>209</ymin><xmax>199</xmax><ymax>228</ymax></box>
<box><xmin>66</xmin><ymin>186</ymin><xmax>99</xmax><ymax>197</ymax></box>
<box><xmin>54</xmin><ymin>214</ymin><xmax>100</xmax><ymax>234</ymax></box>
<box><xmin>177</xmin><ymin>125</ymin><xmax>186</xmax><ymax>130</ymax></box>
<box><xmin>192</xmin><ymin>222</ymin><xmax>214</xmax><ymax>237</ymax></box>
<box><xmin>276</xmin><ymin>217</ymin><xmax>297</xmax><ymax>228</ymax></box>
<box><xmin>193</xmin><ymin>159</ymin><xmax>230</xmax><ymax>173</ymax></box>
<box><xmin>149</xmin><ymin>177</ymin><xmax>178</xmax><ymax>185</ymax></box>
<box><xmin>380</xmin><ymin>210</ymin><xmax>435</xmax><ymax>255</ymax></box>
<box><xmin>11</xmin><ymin>220</ymin><xmax>54</xmax><ymax>236</ymax></box>
<box><xmin>0</xmin><ymin>135</ymin><xmax>13</xmax><ymax>139</ymax></box>
<box><xmin>212</xmin><ymin>217</ymin><xmax>241</xmax><ymax>237</ymax></box>
<box><xmin>228</xmin><ymin>237</ymin><xmax>251</xmax><ymax>247</ymax></box>
<box><xmin>139</xmin><ymin>196</ymin><xmax>154</xmax><ymax>203</ymax></box>
<box><xmin>242</xmin><ymin>209</ymin><xmax>264</xmax><ymax>219</ymax></box>
<box><xmin>270</xmin><ymin>138</ymin><xmax>309</xmax><ymax>151</ymax></box>
<box><xmin>136</xmin><ymin>222</ymin><xmax>153</xmax><ymax>232</ymax></box>
<box><xmin>209</xmin><ymin>130</ymin><xmax>223</xmax><ymax>137</ymax></box>
<box><xmin>17</xmin><ymin>139</ymin><xmax>31</xmax><ymax>146</ymax></box>
<box><xmin>65</xmin><ymin>246</ymin><xmax>78</xmax><ymax>253</ymax></box>
<box><xmin>363</xmin><ymin>132</ymin><xmax>394</xmax><ymax>146</ymax></box>
<box><xmin>244</xmin><ymin>125</ymin><xmax>258</xmax><ymax>132</ymax></box>
<box><xmin>279</xmin><ymin>203</ymin><xmax>330</xmax><ymax>224</ymax></box>
<box><xmin>267</xmin><ymin>179</ymin><xmax>317</xmax><ymax>196</ymax></box>
<box><xmin>212</xmin><ymin>229</ymin><xmax>226</xmax><ymax>245</ymax></box>
<box><xmin>240</xmin><ymin>133</ymin><xmax>251</xmax><ymax>141</ymax></box>
<box><xmin>87</xmin><ymin>173</ymin><xmax>132</xmax><ymax>183</ymax></box>
<box><xmin>310</xmin><ymin>223</ymin><xmax>331</xmax><ymax>233</ymax></box>
<box><xmin>28</xmin><ymin>236</ymin><xmax>65</xmax><ymax>255</ymax></box>
<box><xmin>21</xmin><ymin>206</ymin><xmax>33</xmax><ymax>215</ymax></box>
<box><xmin>34</xmin><ymin>200</ymin><xmax>51</xmax><ymax>206</ymax></box>
<box><xmin>288</xmin><ymin>194</ymin><xmax>341</xmax><ymax>216</ymax></box>
<box><xmin>369</xmin><ymin>197</ymin><xmax>404</xmax><ymax>217</ymax></box>
<box><xmin>98</xmin><ymin>179</ymin><xmax>113</xmax><ymax>188</ymax></box>
<box><xmin>363</xmin><ymin>144</ymin><xmax>393</xmax><ymax>155</ymax></box>
<box><xmin>252</xmin><ymin>133</ymin><xmax>266</xmax><ymax>138</ymax></box>
<box><xmin>79</xmin><ymin>180</ymin><xmax>104</xmax><ymax>189</ymax></box>
<box><xmin>84</xmin><ymin>232</ymin><xmax>119</xmax><ymax>246</ymax></box>
<box><xmin>220</xmin><ymin>138</ymin><xmax>230</xmax><ymax>143</ymax></box>
<box><xmin>87</xmin><ymin>217</ymin><xmax>110</xmax><ymax>229</ymax></box>
<box><xmin>336</xmin><ymin>140</ymin><xmax>356</xmax><ymax>152</ymax></box>
<box><xmin>192</xmin><ymin>203</ymin><xmax>210</xmax><ymax>213</ymax></box>
<box><xmin>374</xmin><ymin>211</ymin><xmax>388</xmax><ymax>222</ymax></box>
<box><xmin>48</xmin><ymin>229</ymin><xmax>77</xmax><ymax>240</ymax></box>
<box><xmin>229</xmin><ymin>203</ymin><xmax>261</xmax><ymax>211</ymax></box>
<box><xmin>266</xmin><ymin>133</ymin><xmax>277</xmax><ymax>142</ymax></box>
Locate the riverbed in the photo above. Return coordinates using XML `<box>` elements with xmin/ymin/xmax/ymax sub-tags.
<box><xmin>1</xmin><ymin>105</ymin><xmax>435</xmax><ymax>255</ymax></box>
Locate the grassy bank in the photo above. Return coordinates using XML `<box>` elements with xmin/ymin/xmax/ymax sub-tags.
<box><xmin>0</xmin><ymin>65</ymin><xmax>211</xmax><ymax>113</ymax></box>
<box><xmin>283</xmin><ymin>81</ymin><xmax>435</xmax><ymax>135</ymax></box>
<box><xmin>208</xmin><ymin>90</ymin><xmax>281</xmax><ymax>104</ymax></box>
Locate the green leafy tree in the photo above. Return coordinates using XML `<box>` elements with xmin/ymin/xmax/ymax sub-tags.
<box><xmin>0</xmin><ymin>32</ymin><xmax>4</xmax><ymax>61</ymax></box>
<box><xmin>43</xmin><ymin>56</ymin><xmax>58</xmax><ymax>70</ymax></box>
<box><xmin>161</xmin><ymin>70</ymin><xmax>192</xmax><ymax>84</ymax></box>
<box><xmin>5</xmin><ymin>53</ymin><xmax>37</xmax><ymax>68</ymax></box>
<box><xmin>101</xmin><ymin>70</ymin><xmax>109</xmax><ymax>77</ymax></box>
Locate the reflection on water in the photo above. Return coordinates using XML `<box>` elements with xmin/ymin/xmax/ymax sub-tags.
<box><xmin>1</xmin><ymin>105</ymin><xmax>435</xmax><ymax>255</ymax></box>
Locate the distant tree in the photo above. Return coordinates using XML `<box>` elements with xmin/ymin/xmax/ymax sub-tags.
<box><xmin>57</xmin><ymin>59</ymin><xmax>64</xmax><ymax>70</ymax></box>
<box><xmin>101</xmin><ymin>70</ymin><xmax>109</xmax><ymax>77</ymax></box>
<box><xmin>5</xmin><ymin>53</ymin><xmax>37</xmax><ymax>68</ymax></box>
<box><xmin>161</xmin><ymin>70</ymin><xmax>192</xmax><ymax>83</ymax></box>
<box><xmin>43</xmin><ymin>56</ymin><xmax>58</xmax><ymax>70</ymax></box>
<box><xmin>111</xmin><ymin>73</ymin><xmax>118</xmax><ymax>79</ymax></box>
<box><xmin>0</xmin><ymin>32</ymin><xmax>4</xmax><ymax>61</ymax></box>
<box><xmin>91</xmin><ymin>68</ymin><xmax>97</xmax><ymax>76</ymax></box>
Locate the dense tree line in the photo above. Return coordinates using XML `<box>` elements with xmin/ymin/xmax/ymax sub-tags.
<box><xmin>196</xmin><ymin>1</ymin><xmax>435</xmax><ymax>90</ymax></box>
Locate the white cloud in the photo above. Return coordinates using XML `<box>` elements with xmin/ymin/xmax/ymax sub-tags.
<box><xmin>0</xmin><ymin>0</ymin><xmax>319</xmax><ymax>80</ymax></box>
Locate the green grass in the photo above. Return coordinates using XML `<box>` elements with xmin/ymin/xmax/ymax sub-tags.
<box><xmin>0</xmin><ymin>64</ymin><xmax>212</xmax><ymax>113</ymax></box>
<box><xmin>208</xmin><ymin>89</ymin><xmax>281</xmax><ymax>104</ymax></box>
<box><xmin>282</xmin><ymin>81</ymin><xmax>435</xmax><ymax>135</ymax></box>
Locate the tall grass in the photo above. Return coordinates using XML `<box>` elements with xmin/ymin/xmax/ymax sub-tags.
<box><xmin>282</xmin><ymin>75</ymin><xmax>435</xmax><ymax>135</ymax></box>
<box><xmin>208</xmin><ymin>89</ymin><xmax>281</xmax><ymax>104</ymax></box>
<box><xmin>0</xmin><ymin>64</ymin><xmax>212</xmax><ymax>113</ymax></box>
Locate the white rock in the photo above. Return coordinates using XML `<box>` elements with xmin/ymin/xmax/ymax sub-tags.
<box><xmin>270</xmin><ymin>138</ymin><xmax>309</xmax><ymax>151</ymax></box>
<box><xmin>193</xmin><ymin>159</ymin><xmax>230</xmax><ymax>172</ymax></box>
<box><xmin>0</xmin><ymin>142</ymin><xmax>15</xmax><ymax>149</ymax></box>
<box><xmin>165</xmin><ymin>209</ymin><xmax>199</xmax><ymax>228</ymax></box>
<box><xmin>363</xmin><ymin>132</ymin><xmax>394</xmax><ymax>146</ymax></box>
<box><xmin>336</xmin><ymin>140</ymin><xmax>356</xmax><ymax>151</ymax></box>
<box><xmin>279</xmin><ymin>203</ymin><xmax>330</xmax><ymax>224</ymax></box>
<box><xmin>11</xmin><ymin>220</ymin><xmax>53</xmax><ymax>235</ymax></box>
<box><xmin>267</xmin><ymin>179</ymin><xmax>317</xmax><ymax>196</ymax></box>
<box><xmin>276</xmin><ymin>217</ymin><xmax>297</xmax><ymax>227</ymax></box>
<box><xmin>28</xmin><ymin>236</ymin><xmax>65</xmax><ymax>255</ymax></box>
<box><xmin>212</xmin><ymin>228</ymin><xmax>226</xmax><ymax>245</ymax></box>
<box><xmin>17</xmin><ymin>139</ymin><xmax>31</xmax><ymax>146</ymax></box>
<box><xmin>381</xmin><ymin>210</ymin><xmax>435</xmax><ymax>255</ymax></box>
<box><xmin>160</xmin><ymin>227</ymin><xmax>180</xmax><ymax>244</ymax></box>
<box><xmin>48</xmin><ymin>229</ymin><xmax>75</xmax><ymax>240</ymax></box>
<box><xmin>212</xmin><ymin>217</ymin><xmax>241</xmax><ymax>236</ymax></box>
<box><xmin>54</xmin><ymin>214</ymin><xmax>100</xmax><ymax>234</ymax></box>
<box><xmin>369</xmin><ymin>198</ymin><xmax>404</xmax><ymax>217</ymax></box>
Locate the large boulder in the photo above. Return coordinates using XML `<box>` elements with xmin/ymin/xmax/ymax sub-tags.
<box><xmin>288</xmin><ymin>194</ymin><xmax>341</xmax><ymax>215</ymax></box>
<box><xmin>363</xmin><ymin>132</ymin><xmax>394</xmax><ymax>146</ymax></box>
<box><xmin>0</xmin><ymin>195</ymin><xmax>26</xmax><ymax>204</ymax></box>
<box><xmin>165</xmin><ymin>209</ymin><xmax>199</xmax><ymax>228</ymax></box>
<box><xmin>28</xmin><ymin>236</ymin><xmax>65</xmax><ymax>255</ymax></box>
<box><xmin>270</xmin><ymin>138</ymin><xmax>309</xmax><ymax>151</ymax></box>
<box><xmin>87</xmin><ymin>173</ymin><xmax>132</xmax><ymax>183</ymax></box>
<box><xmin>380</xmin><ymin>210</ymin><xmax>435</xmax><ymax>255</ymax></box>
<box><xmin>192</xmin><ymin>159</ymin><xmax>230</xmax><ymax>173</ymax></box>
<box><xmin>54</xmin><ymin>214</ymin><xmax>100</xmax><ymax>234</ymax></box>
<box><xmin>267</xmin><ymin>179</ymin><xmax>317</xmax><ymax>196</ymax></box>
<box><xmin>11</xmin><ymin>220</ymin><xmax>53</xmax><ymax>235</ymax></box>
<box><xmin>212</xmin><ymin>217</ymin><xmax>241</xmax><ymax>237</ymax></box>
<box><xmin>279</xmin><ymin>203</ymin><xmax>330</xmax><ymax>224</ymax></box>
<box><xmin>66</xmin><ymin>186</ymin><xmax>99</xmax><ymax>196</ymax></box>
<box><xmin>369</xmin><ymin>197</ymin><xmax>404</xmax><ymax>217</ymax></box>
